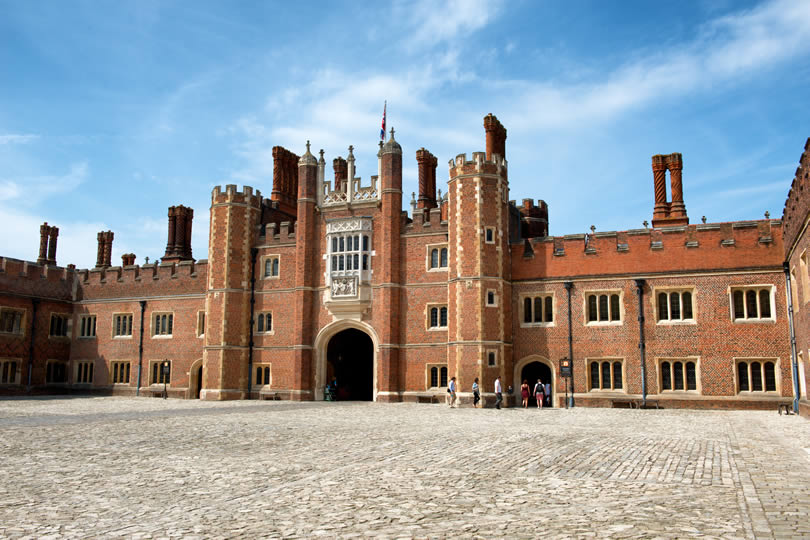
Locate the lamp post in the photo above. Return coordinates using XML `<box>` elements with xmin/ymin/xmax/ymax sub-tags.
<box><xmin>162</xmin><ymin>360</ymin><xmax>169</xmax><ymax>399</ymax></box>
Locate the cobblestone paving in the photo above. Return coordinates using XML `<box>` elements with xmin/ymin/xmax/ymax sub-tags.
<box><xmin>1</xmin><ymin>398</ymin><xmax>809</xmax><ymax>539</ymax></box>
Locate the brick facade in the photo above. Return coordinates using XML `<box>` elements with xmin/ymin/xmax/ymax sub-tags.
<box><xmin>0</xmin><ymin>115</ymin><xmax>805</xmax><ymax>411</ymax></box>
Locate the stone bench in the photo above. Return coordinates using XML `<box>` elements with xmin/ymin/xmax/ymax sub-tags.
<box><xmin>259</xmin><ymin>390</ymin><xmax>280</xmax><ymax>401</ymax></box>
<box><xmin>777</xmin><ymin>403</ymin><xmax>793</xmax><ymax>415</ymax></box>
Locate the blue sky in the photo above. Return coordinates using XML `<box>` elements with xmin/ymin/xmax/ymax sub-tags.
<box><xmin>1</xmin><ymin>0</ymin><xmax>809</xmax><ymax>269</ymax></box>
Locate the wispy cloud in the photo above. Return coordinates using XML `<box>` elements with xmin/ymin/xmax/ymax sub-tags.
<box><xmin>402</xmin><ymin>0</ymin><xmax>503</xmax><ymax>50</ymax></box>
<box><xmin>0</xmin><ymin>134</ymin><xmax>39</xmax><ymax>145</ymax></box>
<box><xmin>0</xmin><ymin>162</ymin><xmax>88</xmax><ymax>203</ymax></box>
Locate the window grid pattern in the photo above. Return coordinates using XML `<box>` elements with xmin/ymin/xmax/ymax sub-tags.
<box><xmin>1</xmin><ymin>360</ymin><xmax>19</xmax><ymax>384</ymax></box>
<box><xmin>49</xmin><ymin>314</ymin><xmax>69</xmax><ymax>337</ymax></box>
<box><xmin>0</xmin><ymin>309</ymin><xmax>23</xmax><ymax>335</ymax></box>
<box><xmin>152</xmin><ymin>362</ymin><xmax>171</xmax><ymax>385</ymax></box>
<box><xmin>429</xmin><ymin>247</ymin><xmax>448</xmax><ymax>269</ymax></box>
<box><xmin>523</xmin><ymin>295</ymin><xmax>553</xmax><ymax>324</ymax></box>
<box><xmin>264</xmin><ymin>257</ymin><xmax>280</xmax><ymax>278</ymax></box>
<box><xmin>660</xmin><ymin>360</ymin><xmax>697</xmax><ymax>391</ymax></box>
<box><xmin>657</xmin><ymin>291</ymin><xmax>694</xmax><ymax>321</ymax></box>
<box><xmin>153</xmin><ymin>314</ymin><xmax>173</xmax><ymax>336</ymax></box>
<box><xmin>589</xmin><ymin>360</ymin><xmax>623</xmax><ymax>390</ymax></box>
<box><xmin>429</xmin><ymin>366</ymin><xmax>448</xmax><ymax>388</ymax></box>
<box><xmin>197</xmin><ymin>312</ymin><xmax>205</xmax><ymax>337</ymax></box>
<box><xmin>111</xmin><ymin>362</ymin><xmax>131</xmax><ymax>384</ymax></box>
<box><xmin>587</xmin><ymin>294</ymin><xmax>621</xmax><ymax>323</ymax></box>
<box><xmin>731</xmin><ymin>287</ymin><xmax>773</xmax><ymax>320</ymax></box>
<box><xmin>46</xmin><ymin>361</ymin><xmax>67</xmax><ymax>383</ymax></box>
<box><xmin>79</xmin><ymin>315</ymin><xmax>97</xmax><ymax>338</ymax></box>
<box><xmin>255</xmin><ymin>365</ymin><xmax>271</xmax><ymax>386</ymax></box>
<box><xmin>737</xmin><ymin>360</ymin><xmax>777</xmax><ymax>392</ymax></box>
<box><xmin>114</xmin><ymin>314</ymin><xmax>133</xmax><ymax>337</ymax></box>
<box><xmin>256</xmin><ymin>312</ymin><xmax>272</xmax><ymax>333</ymax></box>
<box><xmin>330</xmin><ymin>233</ymin><xmax>370</xmax><ymax>274</ymax></box>
<box><xmin>76</xmin><ymin>362</ymin><xmax>94</xmax><ymax>384</ymax></box>
<box><xmin>429</xmin><ymin>306</ymin><xmax>448</xmax><ymax>328</ymax></box>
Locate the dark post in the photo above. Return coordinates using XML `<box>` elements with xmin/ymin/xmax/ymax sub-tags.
<box><xmin>136</xmin><ymin>300</ymin><xmax>146</xmax><ymax>396</ymax></box>
<box><xmin>635</xmin><ymin>279</ymin><xmax>647</xmax><ymax>407</ymax></box>
<box><xmin>248</xmin><ymin>247</ymin><xmax>258</xmax><ymax>399</ymax></box>
<box><xmin>564</xmin><ymin>281</ymin><xmax>575</xmax><ymax>408</ymax></box>
<box><xmin>784</xmin><ymin>262</ymin><xmax>801</xmax><ymax>413</ymax></box>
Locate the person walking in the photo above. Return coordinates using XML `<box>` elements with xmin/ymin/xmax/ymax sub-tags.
<box><xmin>544</xmin><ymin>381</ymin><xmax>552</xmax><ymax>407</ymax></box>
<box><xmin>448</xmin><ymin>376</ymin><xmax>458</xmax><ymax>408</ymax></box>
<box><xmin>472</xmin><ymin>377</ymin><xmax>481</xmax><ymax>408</ymax></box>
<box><xmin>494</xmin><ymin>376</ymin><xmax>503</xmax><ymax>409</ymax></box>
<box><xmin>533</xmin><ymin>379</ymin><xmax>544</xmax><ymax>409</ymax></box>
<box><xmin>520</xmin><ymin>379</ymin><xmax>530</xmax><ymax>408</ymax></box>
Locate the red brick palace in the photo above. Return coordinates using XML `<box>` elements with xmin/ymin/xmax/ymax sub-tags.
<box><xmin>1</xmin><ymin>115</ymin><xmax>808</xmax><ymax>413</ymax></box>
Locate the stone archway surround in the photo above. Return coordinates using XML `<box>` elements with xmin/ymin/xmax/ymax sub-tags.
<box><xmin>513</xmin><ymin>355</ymin><xmax>556</xmax><ymax>408</ymax></box>
<box><xmin>313</xmin><ymin>320</ymin><xmax>379</xmax><ymax>401</ymax></box>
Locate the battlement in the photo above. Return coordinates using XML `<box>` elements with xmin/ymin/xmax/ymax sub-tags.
<box><xmin>781</xmin><ymin>137</ymin><xmax>810</xmax><ymax>254</ymax></box>
<box><xmin>511</xmin><ymin>198</ymin><xmax>549</xmax><ymax>238</ymax></box>
<box><xmin>211</xmin><ymin>185</ymin><xmax>263</xmax><ymax>207</ymax></box>
<box><xmin>320</xmin><ymin>145</ymin><xmax>380</xmax><ymax>207</ymax></box>
<box><xmin>405</xmin><ymin>207</ymin><xmax>447</xmax><ymax>233</ymax></box>
<box><xmin>448</xmin><ymin>152</ymin><xmax>508</xmax><ymax>177</ymax></box>
<box><xmin>0</xmin><ymin>257</ymin><xmax>76</xmax><ymax>300</ymax></box>
<box><xmin>512</xmin><ymin>220</ymin><xmax>783</xmax><ymax>280</ymax></box>
<box><xmin>259</xmin><ymin>221</ymin><xmax>297</xmax><ymax>244</ymax></box>
<box><xmin>75</xmin><ymin>259</ymin><xmax>208</xmax><ymax>300</ymax></box>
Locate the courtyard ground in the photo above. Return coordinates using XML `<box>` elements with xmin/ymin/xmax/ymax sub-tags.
<box><xmin>1</xmin><ymin>397</ymin><xmax>809</xmax><ymax>539</ymax></box>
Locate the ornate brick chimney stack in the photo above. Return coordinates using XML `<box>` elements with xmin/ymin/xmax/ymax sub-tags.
<box><xmin>484</xmin><ymin>113</ymin><xmax>507</xmax><ymax>161</ymax></box>
<box><xmin>121</xmin><ymin>253</ymin><xmax>136</xmax><ymax>266</ymax></box>
<box><xmin>37</xmin><ymin>223</ymin><xmax>50</xmax><ymax>265</ymax></box>
<box><xmin>333</xmin><ymin>157</ymin><xmax>348</xmax><ymax>191</ymax></box>
<box><xmin>271</xmin><ymin>146</ymin><xmax>300</xmax><ymax>217</ymax></box>
<box><xmin>519</xmin><ymin>199</ymin><xmax>549</xmax><ymax>238</ymax></box>
<box><xmin>46</xmin><ymin>225</ymin><xmax>59</xmax><ymax>266</ymax></box>
<box><xmin>651</xmin><ymin>152</ymin><xmax>689</xmax><ymax>227</ymax></box>
<box><xmin>416</xmin><ymin>148</ymin><xmax>438</xmax><ymax>209</ymax></box>
<box><xmin>162</xmin><ymin>205</ymin><xmax>194</xmax><ymax>263</ymax></box>
<box><xmin>95</xmin><ymin>231</ymin><xmax>114</xmax><ymax>268</ymax></box>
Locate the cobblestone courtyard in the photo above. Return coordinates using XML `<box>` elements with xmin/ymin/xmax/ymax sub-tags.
<box><xmin>1</xmin><ymin>398</ymin><xmax>809</xmax><ymax>538</ymax></box>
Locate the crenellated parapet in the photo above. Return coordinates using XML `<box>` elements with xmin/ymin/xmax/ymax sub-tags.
<box><xmin>211</xmin><ymin>184</ymin><xmax>263</xmax><ymax>208</ymax></box>
<box><xmin>514</xmin><ymin>198</ymin><xmax>549</xmax><ymax>239</ymax></box>
<box><xmin>75</xmin><ymin>259</ymin><xmax>208</xmax><ymax>300</ymax></box>
<box><xmin>405</xmin><ymin>207</ymin><xmax>447</xmax><ymax>233</ymax></box>
<box><xmin>0</xmin><ymin>257</ymin><xmax>76</xmax><ymax>300</ymax></box>
<box><xmin>781</xmin><ymin>138</ymin><xmax>810</xmax><ymax>256</ymax></box>
<box><xmin>513</xmin><ymin>220</ymin><xmax>783</xmax><ymax>279</ymax></box>
<box><xmin>259</xmin><ymin>221</ymin><xmax>297</xmax><ymax>244</ymax></box>
<box><xmin>448</xmin><ymin>152</ymin><xmax>508</xmax><ymax>180</ymax></box>
<box><xmin>320</xmin><ymin>145</ymin><xmax>380</xmax><ymax>207</ymax></box>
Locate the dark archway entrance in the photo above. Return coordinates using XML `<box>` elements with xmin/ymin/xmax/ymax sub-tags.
<box><xmin>521</xmin><ymin>361</ymin><xmax>553</xmax><ymax>407</ymax></box>
<box><xmin>194</xmin><ymin>365</ymin><xmax>203</xmax><ymax>399</ymax></box>
<box><xmin>326</xmin><ymin>329</ymin><xmax>373</xmax><ymax>401</ymax></box>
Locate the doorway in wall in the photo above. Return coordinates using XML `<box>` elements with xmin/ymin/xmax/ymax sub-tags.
<box><xmin>521</xmin><ymin>361</ymin><xmax>553</xmax><ymax>407</ymax></box>
<box><xmin>326</xmin><ymin>328</ymin><xmax>373</xmax><ymax>400</ymax></box>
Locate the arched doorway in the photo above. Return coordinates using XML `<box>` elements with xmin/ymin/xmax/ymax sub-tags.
<box><xmin>195</xmin><ymin>365</ymin><xmax>203</xmax><ymax>399</ymax></box>
<box><xmin>326</xmin><ymin>328</ymin><xmax>374</xmax><ymax>401</ymax></box>
<box><xmin>516</xmin><ymin>357</ymin><xmax>555</xmax><ymax>407</ymax></box>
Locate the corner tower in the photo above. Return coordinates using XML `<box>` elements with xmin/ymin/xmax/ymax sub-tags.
<box><xmin>447</xmin><ymin>114</ymin><xmax>513</xmax><ymax>400</ymax></box>
<box><xmin>202</xmin><ymin>185</ymin><xmax>262</xmax><ymax>400</ymax></box>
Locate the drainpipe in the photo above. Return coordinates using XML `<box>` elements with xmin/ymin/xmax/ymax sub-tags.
<box><xmin>564</xmin><ymin>281</ymin><xmax>574</xmax><ymax>408</ymax></box>
<box><xmin>27</xmin><ymin>298</ymin><xmax>39</xmax><ymax>391</ymax></box>
<box><xmin>634</xmin><ymin>279</ymin><xmax>647</xmax><ymax>407</ymax></box>
<box><xmin>136</xmin><ymin>300</ymin><xmax>146</xmax><ymax>396</ymax></box>
<box><xmin>248</xmin><ymin>248</ymin><xmax>258</xmax><ymax>399</ymax></box>
<box><xmin>784</xmin><ymin>262</ymin><xmax>801</xmax><ymax>413</ymax></box>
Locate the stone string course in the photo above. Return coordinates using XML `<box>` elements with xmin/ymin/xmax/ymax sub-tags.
<box><xmin>1</xmin><ymin>398</ymin><xmax>810</xmax><ymax>538</ymax></box>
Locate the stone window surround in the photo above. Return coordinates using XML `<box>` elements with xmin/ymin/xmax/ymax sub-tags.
<box><xmin>520</xmin><ymin>293</ymin><xmax>555</xmax><ymax>327</ymax></box>
<box><xmin>0</xmin><ymin>358</ymin><xmax>21</xmax><ymax>385</ymax></box>
<box><xmin>110</xmin><ymin>361</ymin><xmax>131</xmax><ymax>384</ymax></box>
<box><xmin>112</xmin><ymin>313</ymin><xmax>134</xmax><ymax>339</ymax></box>
<box><xmin>486</xmin><ymin>289</ymin><xmax>498</xmax><ymax>307</ymax></box>
<box><xmin>45</xmin><ymin>359</ymin><xmax>68</xmax><ymax>384</ymax></box>
<box><xmin>151</xmin><ymin>312</ymin><xmax>173</xmax><ymax>338</ymax></box>
<box><xmin>254</xmin><ymin>364</ymin><xmax>272</xmax><ymax>387</ymax></box>
<box><xmin>196</xmin><ymin>311</ymin><xmax>205</xmax><ymax>338</ymax></box>
<box><xmin>484</xmin><ymin>226</ymin><xmax>496</xmax><ymax>244</ymax></box>
<box><xmin>426</xmin><ymin>363</ymin><xmax>448</xmax><ymax>389</ymax></box>
<box><xmin>425</xmin><ymin>243</ymin><xmax>449</xmax><ymax>272</ymax></box>
<box><xmin>255</xmin><ymin>311</ymin><xmax>274</xmax><ymax>335</ymax></box>
<box><xmin>583</xmin><ymin>290</ymin><xmax>624</xmax><ymax>326</ymax></box>
<box><xmin>0</xmin><ymin>307</ymin><xmax>26</xmax><ymax>336</ymax></box>
<box><xmin>78</xmin><ymin>314</ymin><xmax>97</xmax><ymax>338</ymax></box>
<box><xmin>586</xmin><ymin>357</ymin><xmax>626</xmax><ymax>392</ymax></box>
<box><xmin>74</xmin><ymin>360</ymin><xmax>95</xmax><ymax>385</ymax></box>
<box><xmin>729</xmin><ymin>285</ymin><xmax>776</xmax><ymax>323</ymax></box>
<box><xmin>733</xmin><ymin>357</ymin><xmax>780</xmax><ymax>394</ymax></box>
<box><xmin>656</xmin><ymin>357</ymin><xmax>701</xmax><ymax>393</ymax></box>
<box><xmin>150</xmin><ymin>360</ymin><xmax>171</xmax><ymax>386</ymax></box>
<box><xmin>426</xmin><ymin>304</ymin><xmax>448</xmax><ymax>330</ymax></box>
<box><xmin>48</xmin><ymin>313</ymin><xmax>71</xmax><ymax>339</ymax></box>
<box><xmin>263</xmin><ymin>254</ymin><xmax>280</xmax><ymax>280</ymax></box>
<box><xmin>652</xmin><ymin>286</ymin><xmax>697</xmax><ymax>325</ymax></box>
<box><xmin>486</xmin><ymin>349</ymin><xmax>498</xmax><ymax>368</ymax></box>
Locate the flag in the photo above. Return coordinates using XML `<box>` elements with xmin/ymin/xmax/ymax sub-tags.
<box><xmin>380</xmin><ymin>101</ymin><xmax>386</xmax><ymax>142</ymax></box>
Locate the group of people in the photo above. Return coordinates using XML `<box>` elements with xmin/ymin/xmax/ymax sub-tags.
<box><xmin>446</xmin><ymin>376</ymin><xmax>550</xmax><ymax>409</ymax></box>
<box><xmin>520</xmin><ymin>379</ymin><xmax>551</xmax><ymax>408</ymax></box>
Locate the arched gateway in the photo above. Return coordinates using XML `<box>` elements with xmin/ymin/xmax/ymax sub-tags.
<box><xmin>514</xmin><ymin>356</ymin><xmax>556</xmax><ymax>407</ymax></box>
<box><xmin>314</xmin><ymin>321</ymin><xmax>378</xmax><ymax>401</ymax></box>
